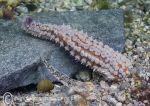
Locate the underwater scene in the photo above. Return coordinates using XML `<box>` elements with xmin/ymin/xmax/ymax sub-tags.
<box><xmin>0</xmin><ymin>0</ymin><xmax>149</xmax><ymax>106</ymax></box>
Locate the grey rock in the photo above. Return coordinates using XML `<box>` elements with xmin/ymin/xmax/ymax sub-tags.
<box><xmin>0</xmin><ymin>10</ymin><xmax>125</xmax><ymax>94</ymax></box>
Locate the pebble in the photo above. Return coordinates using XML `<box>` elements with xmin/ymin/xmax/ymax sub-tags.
<box><xmin>70</xmin><ymin>94</ymin><xmax>87</xmax><ymax>105</ymax></box>
<box><xmin>85</xmin><ymin>0</ymin><xmax>92</xmax><ymax>5</ymax></box>
<box><xmin>109</xmin><ymin>84</ymin><xmax>119</xmax><ymax>94</ymax></box>
<box><xmin>143</xmin><ymin>100</ymin><xmax>149</xmax><ymax>104</ymax></box>
<box><xmin>116</xmin><ymin>91</ymin><xmax>126</xmax><ymax>102</ymax></box>
<box><xmin>101</xmin><ymin>101</ymin><xmax>109</xmax><ymax>106</ymax></box>
<box><xmin>75</xmin><ymin>71</ymin><xmax>91</xmax><ymax>81</ymax></box>
<box><xmin>102</xmin><ymin>90</ymin><xmax>109</xmax><ymax>96</ymax></box>
<box><xmin>145</xmin><ymin>2</ymin><xmax>150</xmax><ymax>12</ymax></box>
<box><xmin>16</xmin><ymin>6</ymin><xmax>28</xmax><ymax>14</ymax></box>
<box><xmin>102</xmin><ymin>95</ymin><xmax>118</xmax><ymax>106</ymax></box>
<box><xmin>74</xmin><ymin>0</ymin><xmax>84</xmax><ymax>6</ymax></box>
<box><xmin>147</xmin><ymin>17</ymin><xmax>150</xmax><ymax>25</ymax></box>
<box><xmin>37</xmin><ymin>8</ymin><xmax>42</xmax><ymax>13</ymax></box>
<box><xmin>0</xmin><ymin>100</ymin><xmax>4</xmax><ymax>106</ymax></box>
<box><xmin>126</xmin><ymin>39</ymin><xmax>133</xmax><ymax>46</ymax></box>
<box><xmin>25</xmin><ymin>97</ymin><xmax>32</xmax><ymax>102</ymax></box>
<box><xmin>120</xmin><ymin>81</ymin><xmax>131</xmax><ymax>90</ymax></box>
<box><xmin>133</xmin><ymin>100</ymin><xmax>146</xmax><ymax>106</ymax></box>
<box><xmin>137</xmin><ymin>47</ymin><xmax>144</xmax><ymax>52</ymax></box>
<box><xmin>127</xmin><ymin>103</ymin><xmax>133</xmax><ymax>106</ymax></box>
<box><xmin>118</xmin><ymin>0</ymin><xmax>124</xmax><ymax>3</ymax></box>
<box><xmin>100</xmin><ymin>80</ymin><xmax>109</xmax><ymax>90</ymax></box>
<box><xmin>116</xmin><ymin>102</ymin><xmax>122</xmax><ymax>106</ymax></box>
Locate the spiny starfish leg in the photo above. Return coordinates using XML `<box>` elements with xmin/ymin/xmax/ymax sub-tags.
<box><xmin>22</xmin><ymin>16</ymin><xmax>133</xmax><ymax>81</ymax></box>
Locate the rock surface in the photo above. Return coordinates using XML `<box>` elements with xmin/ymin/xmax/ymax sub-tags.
<box><xmin>0</xmin><ymin>9</ymin><xmax>125</xmax><ymax>94</ymax></box>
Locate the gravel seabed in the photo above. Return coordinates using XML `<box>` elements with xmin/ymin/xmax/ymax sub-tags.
<box><xmin>0</xmin><ymin>0</ymin><xmax>149</xmax><ymax>106</ymax></box>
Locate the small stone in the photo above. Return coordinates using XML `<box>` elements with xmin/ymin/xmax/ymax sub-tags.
<box><xmin>16</xmin><ymin>6</ymin><xmax>28</xmax><ymax>14</ymax></box>
<box><xmin>85</xmin><ymin>0</ymin><xmax>92</xmax><ymax>5</ymax></box>
<box><xmin>70</xmin><ymin>94</ymin><xmax>87</xmax><ymax>105</ymax></box>
<box><xmin>136</xmin><ymin>38</ymin><xmax>141</xmax><ymax>42</ymax></box>
<box><xmin>126</xmin><ymin>39</ymin><xmax>133</xmax><ymax>46</ymax></box>
<box><xmin>127</xmin><ymin>51</ymin><xmax>133</xmax><ymax>56</ymax></box>
<box><xmin>37</xmin><ymin>8</ymin><xmax>42</xmax><ymax>13</ymax></box>
<box><xmin>118</xmin><ymin>0</ymin><xmax>124</xmax><ymax>3</ymax></box>
<box><xmin>0</xmin><ymin>100</ymin><xmax>4</xmax><ymax>106</ymax></box>
<box><xmin>120</xmin><ymin>81</ymin><xmax>130</xmax><ymax>90</ymax></box>
<box><xmin>74</xmin><ymin>0</ymin><xmax>84</xmax><ymax>6</ymax></box>
<box><xmin>143</xmin><ymin>100</ymin><xmax>149</xmax><ymax>104</ymax></box>
<box><xmin>127</xmin><ymin>103</ymin><xmax>133</xmax><ymax>106</ymax></box>
<box><xmin>127</xmin><ymin>45</ymin><xmax>133</xmax><ymax>51</ymax></box>
<box><xmin>120</xmin><ymin>5</ymin><xmax>126</xmax><ymax>10</ymax></box>
<box><xmin>147</xmin><ymin>17</ymin><xmax>150</xmax><ymax>25</ymax></box>
<box><xmin>75</xmin><ymin>71</ymin><xmax>91</xmax><ymax>81</ymax></box>
<box><xmin>102</xmin><ymin>95</ymin><xmax>118</xmax><ymax>106</ymax></box>
<box><xmin>14</xmin><ymin>96</ymin><xmax>23</xmax><ymax>103</ymax></box>
<box><xmin>101</xmin><ymin>101</ymin><xmax>108</xmax><ymax>106</ymax></box>
<box><xmin>60</xmin><ymin>0</ymin><xmax>71</xmax><ymax>9</ymax></box>
<box><xmin>116</xmin><ymin>102</ymin><xmax>122</xmax><ymax>106</ymax></box>
<box><xmin>102</xmin><ymin>91</ymin><xmax>109</xmax><ymax>96</ymax></box>
<box><xmin>116</xmin><ymin>91</ymin><xmax>126</xmax><ymax>102</ymax></box>
<box><xmin>45</xmin><ymin>96</ymin><xmax>65</xmax><ymax>105</ymax></box>
<box><xmin>133</xmin><ymin>100</ymin><xmax>139</xmax><ymax>106</ymax></box>
<box><xmin>100</xmin><ymin>80</ymin><xmax>109</xmax><ymax>90</ymax></box>
<box><xmin>137</xmin><ymin>47</ymin><xmax>144</xmax><ymax>52</ymax></box>
<box><xmin>25</xmin><ymin>97</ymin><xmax>32</xmax><ymax>102</ymax></box>
<box><xmin>145</xmin><ymin>2</ymin><xmax>150</xmax><ymax>12</ymax></box>
<box><xmin>56</xmin><ymin>8</ymin><xmax>67</xmax><ymax>11</ymax></box>
<box><xmin>109</xmin><ymin>84</ymin><xmax>119</xmax><ymax>94</ymax></box>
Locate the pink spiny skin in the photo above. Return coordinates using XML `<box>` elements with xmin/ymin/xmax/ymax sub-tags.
<box><xmin>22</xmin><ymin>16</ymin><xmax>133</xmax><ymax>81</ymax></box>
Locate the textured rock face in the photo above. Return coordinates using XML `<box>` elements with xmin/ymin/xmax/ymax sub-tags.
<box><xmin>0</xmin><ymin>9</ymin><xmax>125</xmax><ymax>94</ymax></box>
